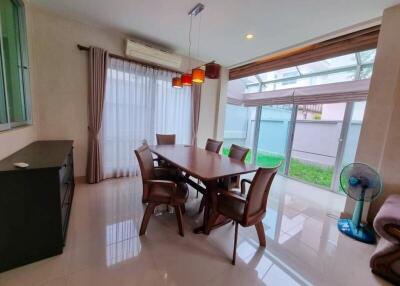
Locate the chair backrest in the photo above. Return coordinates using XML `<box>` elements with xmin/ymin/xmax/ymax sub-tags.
<box><xmin>228</xmin><ymin>144</ymin><xmax>249</xmax><ymax>162</ymax></box>
<box><xmin>243</xmin><ymin>166</ymin><xmax>280</xmax><ymax>225</ymax></box>
<box><xmin>205</xmin><ymin>138</ymin><xmax>223</xmax><ymax>153</ymax></box>
<box><xmin>134</xmin><ymin>143</ymin><xmax>155</xmax><ymax>180</ymax></box>
<box><xmin>156</xmin><ymin>134</ymin><xmax>176</xmax><ymax>145</ymax></box>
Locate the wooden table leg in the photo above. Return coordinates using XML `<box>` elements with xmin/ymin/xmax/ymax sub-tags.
<box><xmin>194</xmin><ymin>180</ymin><xmax>232</xmax><ymax>235</ymax></box>
<box><xmin>193</xmin><ymin>180</ymin><xmax>215</xmax><ymax>234</ymax></box>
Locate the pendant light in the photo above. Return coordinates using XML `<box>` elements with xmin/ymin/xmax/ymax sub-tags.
<box><xmin>172</xmin><ymin>3</ymin><xmax>211</xmax><ymax>88</ymax></box>
<box><xmin>179</xmin><ymin>7</ymin><xmax>196</xmax><ymax>87</ymax></box>
<box><xmin>172</xmin><ymin>77</ymin><xmax>182</xmax><ymax>88</ymax></box>
<box><xmin>192</xmin><ymin>68</ymin><xmax>205</xmax><ymax>83</ymax></box>
<box><xmin>205</xmin><ymin>62</ymin><xmax>220</xmax><ymax>79</ymax></box>
<box><xmin>191</xmin><ymin>5</ymin><xmax>205</xmax><ymax>84</ymax></box>
<box><xmin>181</xmin><ymin>73</ymin><xmax>192</xmax><ymax>86</ymax></box>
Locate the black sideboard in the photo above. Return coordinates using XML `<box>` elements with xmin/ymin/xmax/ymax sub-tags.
<box><xmin>0</xmin><ymin>140</ymin><xmax>74</xmax><ymax>272</ymax></box>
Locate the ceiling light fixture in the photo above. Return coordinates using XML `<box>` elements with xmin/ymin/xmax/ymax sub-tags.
<box><xmin>192</xmin><ymin>68</ymin><xmax>205</xmax><ymax>83</ymax></box>
<box><xmin>173</xmin><ymin>3</ymin><xmax>220</xmax><ymax>88</ymax></box>
<box><xmin>172</xmin><ymin>77</ymin><xmax>182</xmax><ymax>88</ymax></box>
<box><xmin>245</xmin><ymin>33</ymin><xmax>255</xmax><ymax>40</ymax></box>
<box><xmin>181</xmin><ymin>73</ymin><xmax>193</xmax><ymax>86</ymax></box>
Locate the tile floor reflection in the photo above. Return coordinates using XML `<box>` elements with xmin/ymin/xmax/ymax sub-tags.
<box><xmin>0</xmin><ymin>175</ymin><xmax>391</xmax><ymax>286</ymax></box>
<box><xmin>106</xmin><ymin>219</ymin><xmax>140</xmax><ymax>266</ymax></box>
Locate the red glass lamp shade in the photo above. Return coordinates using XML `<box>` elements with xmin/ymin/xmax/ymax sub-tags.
<box><xmin>181</xmin><ymin>73</ymin><xmax>193</xmax><ymax>86</ymax></box>
<box><xmin>172</xmin><ymin>77</ymin><xmax>182</xmax><ymax>88</ymax></box>
<box><xmin>192</xmin><ymin>68</ymin><xmax>205</xmax><ymax>84</ymax></box>
<box><xmin>205</xmin><ymin>62</ymin><xmax>221</xmax><ymax>79</ymax></box>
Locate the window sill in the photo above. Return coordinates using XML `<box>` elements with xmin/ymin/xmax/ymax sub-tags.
<box><xmin>0</xmin><ymin>122</ymin><xmax>33</xmax><ymax>133</ymax></box>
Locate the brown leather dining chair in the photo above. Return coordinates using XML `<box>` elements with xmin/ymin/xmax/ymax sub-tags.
<box><xmin>135</xmin><ymin>143</ymin><xmax>189</xmax><ymax>236</ymax></box>
<box><xmin>155</xmin><ymin>134</ymin><xmax>175</xmax><ymax>166</ymax></box>
<box><xmin>197</xmin><ymin>138</ymin><xmax>224</xmax><ymax>212</ymax></box>
<box><xmin>220</xmin><ymin>144</ymin><xmax>250</xmax><ymax>191</ymax></box>
<box><xmin>211</xmin><ymin>166</ymin><xmax>280</xmax><ymax>265</ymax></box>
<box><xmin>156</xmin><ymin>134</ymin><xmax>176</xmax><ymax>145</ymax></box>
<box><xmin>205</xmin><ymin>138</ymin><xmax>223</xmax><ymax>153</ymax></box>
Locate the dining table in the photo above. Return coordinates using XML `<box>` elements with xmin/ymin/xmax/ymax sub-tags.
<box><xmin>150</xmin><ymin>144</ymin><xmax>258</xmax><ymax>235</ymax></box>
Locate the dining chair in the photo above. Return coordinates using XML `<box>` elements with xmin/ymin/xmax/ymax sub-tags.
<box><xmin>155</xmin><ymin>134</ymin><xmax>176</xmax><ymax>167</ymax></box>
<box><xmin>197</xmin><ymin>138</ymin><xmax>224</xmax><ymax>212</ymax></box>
<box><xmin>156</xmin><ymin>134</ymin><xmax>176</xmax><ymax>145</ymax></box>
<box><xmin>205</xmin><ymin>138</ymin><xmax>223</xmax><ymax>153</ymax></box>
<box><xmin>210</xmin><ymin>166</ymin><xmax>280</xmax><ymax>265</ymax></box>
<box><xmin>135</xmin><ymin>143</ymin><xmax>188</xmax><ymax>236</ymax></box>
<box><xmin>220</xmin><ymin>144</ymin><xmax>250</xmax><ymax>191</ymax></box>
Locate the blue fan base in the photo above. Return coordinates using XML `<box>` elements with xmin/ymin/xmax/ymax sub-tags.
<box><xmin>337</xmin><ymin>219</ymin><xmax>376</xmax><ymax>244</ymax></box>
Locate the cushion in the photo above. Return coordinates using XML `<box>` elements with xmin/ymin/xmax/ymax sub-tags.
<box><xmin>148</xmin><ymin>182</ymin><xmax>188</xmax><ymax>204</ymax></box>
<box><xmin>373</xmin><ymin>194</ymin><xmax>400</xmax><ymax>244</ymax></box>
<box><xmin>217</xmin><ymin>191</ymin><xmax>246</xmax><ymax>222</ymax></box>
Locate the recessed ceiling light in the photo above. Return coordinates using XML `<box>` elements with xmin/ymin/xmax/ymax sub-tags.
<box><xmin>245</xmin><ymin>33</ymin><xmax>254</xmax><ymax>40</ymax></box>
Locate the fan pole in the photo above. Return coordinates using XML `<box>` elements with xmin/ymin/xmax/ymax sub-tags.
<box><xmin>352</xmin><ymin>200</ymin><xmax>363</xmax><ymax>230</ymax></box>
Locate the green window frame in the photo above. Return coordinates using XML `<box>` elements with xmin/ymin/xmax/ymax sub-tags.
<box><xmin>0</xmin><ymin>0</ymin><xmax>31</xmax><ymax>132</ymax></box>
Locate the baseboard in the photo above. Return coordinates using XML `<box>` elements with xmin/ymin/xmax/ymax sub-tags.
<box><xmin>74</xmin><ymin>176</ymin><xmax>86</xmax><ymax>183</ymax></box>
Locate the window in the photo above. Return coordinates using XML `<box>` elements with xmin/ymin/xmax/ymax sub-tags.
<box><xmin>101</xmin><ymin>58</ymin><xmax>192</xmax><ymax>178</ymax></box>
<box><xmin>0</xmin><ymin>0</ymin><xmax>30</xmax><ymax>131</ymax></box>
<box><xmin>225</xmin><ymin>48</ymin><xmax>376</xmax><ymax>192</ymax></box>
<box><xmin>241</xmin><ymin>49</ymin><xmax>376</xmax><ymax>94</ymax></box>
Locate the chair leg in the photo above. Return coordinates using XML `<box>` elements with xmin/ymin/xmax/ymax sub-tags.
<box><xmin>255</xmin><ymin>221</ymin><xmax>266</xmax><ymax>247</ymax></box>
<box><xmin>181</xmin><ymin>203</ymin><xmax>186</xmax><ymax>214</ymax></box>
<box><xmin>139</xmin><ymin>203</ymin><xmax>156</xmax><ymax>236</ymax></box>
<box><xmin>198</xmin><ymin>196</ymin><xmax>206</xmax><ymax>214</ymax></box>
<box><xmin>174</xmin><ymin>205</ymin><xmax>184</xmax><ymax>237</ymax></box>
<box><xmin>232</xmin><ymin>222</ymin><xmax>239</xmax><ymax>265</ymax></box>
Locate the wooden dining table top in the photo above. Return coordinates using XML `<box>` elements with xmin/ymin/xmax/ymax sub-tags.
<box><xmin>149</xmin><ymin>144</ymin><xmax>258</xmax><ymax>181</ymax></box>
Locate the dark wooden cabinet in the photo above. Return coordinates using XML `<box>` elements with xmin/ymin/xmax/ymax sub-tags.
<box><xmin>0</xmin><ymin>140</ymin><xmax>74</xmax><ymax>272</ymax></box>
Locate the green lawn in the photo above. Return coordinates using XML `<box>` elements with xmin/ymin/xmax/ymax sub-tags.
<box><xmin>222</xmin><ymin>147</ymin><xmax>333</xmax><ymax>188</ymax></box>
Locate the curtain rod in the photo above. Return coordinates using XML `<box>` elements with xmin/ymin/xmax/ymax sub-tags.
<box><xmin>77</xmin><ymin>44</ymin><xmax>183</xmax><ymax>75</ymax></box>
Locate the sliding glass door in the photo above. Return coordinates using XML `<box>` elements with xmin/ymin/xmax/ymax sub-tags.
<box><xmin>288</xmin><ymin>103</ymin><xmax>346</xmax><ymax>189</ymax></box>
<box><xmin>333</xmin><ymin>101</ymin><xmax>366</xmax><ymax>192</ymax></box>
<box><xmin>223</xmin><ymin>100</ymin><xmax>367</xmax><ymax>193</ymax></box>
<box><xmin>255</xmin><ymin>105</ymin><xmax>294</xmax><ymax>173</ymax></box>
<box><xmin>223</xmin><ymin>105</ymin><xmax>256</xmax><ymax>162</ymax></box>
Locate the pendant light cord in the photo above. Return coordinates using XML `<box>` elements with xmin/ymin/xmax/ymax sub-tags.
<box><xmin>188</xmin><ymin>14</ymin><xmax>193</xmax><ymax>71</ymax></box>
<box><xmin>197</xmin><ymin>13</ymin><xmax>202</xmax><ymax>60</ymax></box>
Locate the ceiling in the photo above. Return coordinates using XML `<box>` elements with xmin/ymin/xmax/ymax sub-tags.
<box><xmin>31</xmin><ymin>0</ymin><xmax>400</xmax><ymax>67</ymax></box>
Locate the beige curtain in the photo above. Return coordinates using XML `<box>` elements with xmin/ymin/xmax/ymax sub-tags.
<box><xmin>87</xmin><ymin>47</ymin><xmax>108</xmax><ymax>183</ymax></box>
<box><xmin>191</xmin><ymin>84</ymin><xmax>202</xmax><ymax>147</ymax></box>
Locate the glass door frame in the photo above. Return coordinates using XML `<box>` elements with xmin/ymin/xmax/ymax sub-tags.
<box><xmin>250</xmin><ymin>100</ymin><xmax>359</xmax><ymax>194</ymax></box>
<box><xmin>331</xmin><ymin>102</ymin><xmax>354</xmax><ymax>191</ymax></box>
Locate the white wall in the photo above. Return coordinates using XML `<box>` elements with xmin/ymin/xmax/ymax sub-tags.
<box><xmin>321</xmin><ymin>103</ymin><xmax>346</xmax><ymax>120</ymax></box>
<box><xmin>29</xmin><ymin>5</ymin><xmax>128</xmax><ymax>177</ymax></box>
<box><xmin>344</xmin><ymin>4</ymin><xmax>400</xmax><ymax>222</ymax></box>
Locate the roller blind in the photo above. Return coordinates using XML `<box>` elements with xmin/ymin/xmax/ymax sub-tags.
<box><xmin>235</xmin><ymin>79</ymin><xmax>370</xmax><ymax>106</ymax></box>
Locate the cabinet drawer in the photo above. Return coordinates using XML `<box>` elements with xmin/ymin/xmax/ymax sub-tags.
<box><xmin>59</xmin><ymin>151</ymin><xmax>73</xmax><ymax>184</ymax></box>
<box><xmin>61</xmin><ymin>186</ymin><xmax>72</xmax><ymax>228</ymax></box>
<box><xmin>60</xmin><ymin>181</ymin><xmax>72</xmax><ymax>205</ymax></box>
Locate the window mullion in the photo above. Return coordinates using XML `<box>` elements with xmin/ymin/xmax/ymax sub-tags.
<box><xmin>0</xmin><ymin>13</ymin><xmax>11</xmax><ymax>130</ymax></box>
<box><xmin>16</xmin><ymin>3</ymin><xmax>29</xmax><ymax>123</ymax></box>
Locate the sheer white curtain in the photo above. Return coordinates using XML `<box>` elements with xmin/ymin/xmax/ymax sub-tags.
<box><xmin>101</xmin><ymin>58</ymin><xmax>192</xmax><ymax>179</ymax></box>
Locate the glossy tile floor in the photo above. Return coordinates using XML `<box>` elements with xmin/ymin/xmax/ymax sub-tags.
<box><xmin>0</xmin><ymin>175</ymin><xmax>390</xmax><ymax>286</ymax></box>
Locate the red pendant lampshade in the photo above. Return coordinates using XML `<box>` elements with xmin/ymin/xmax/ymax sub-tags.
<box><xmin>192</xmin><ymin>68</ymin><xmax>205</xmax><ymax>84</ymax></box>
<box><xmin>205</xmin><ymin>62</ymin><xmax>221</xmax><ymax>79</ymax></box>
<box><xmin>172</xmin><ymin>77</ymin><xmax>182</xmax><ymax>88</ymax></box>
<box><xmin>181</xmin><ymin>73</ymin><xmax>192</xmax><ymax>86</ymax></box>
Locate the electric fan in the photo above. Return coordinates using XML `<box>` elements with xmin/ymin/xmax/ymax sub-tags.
<box><xmin>337</xmin><ymin>162</ymin><xmax>382</xmax><ymax>244</ymax></box>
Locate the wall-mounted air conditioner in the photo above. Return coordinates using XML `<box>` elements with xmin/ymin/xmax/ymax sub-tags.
<box><xmin>125</xmin><ymin>39</ymin><xmax>182</xmax><ymax>70</ymax></box>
